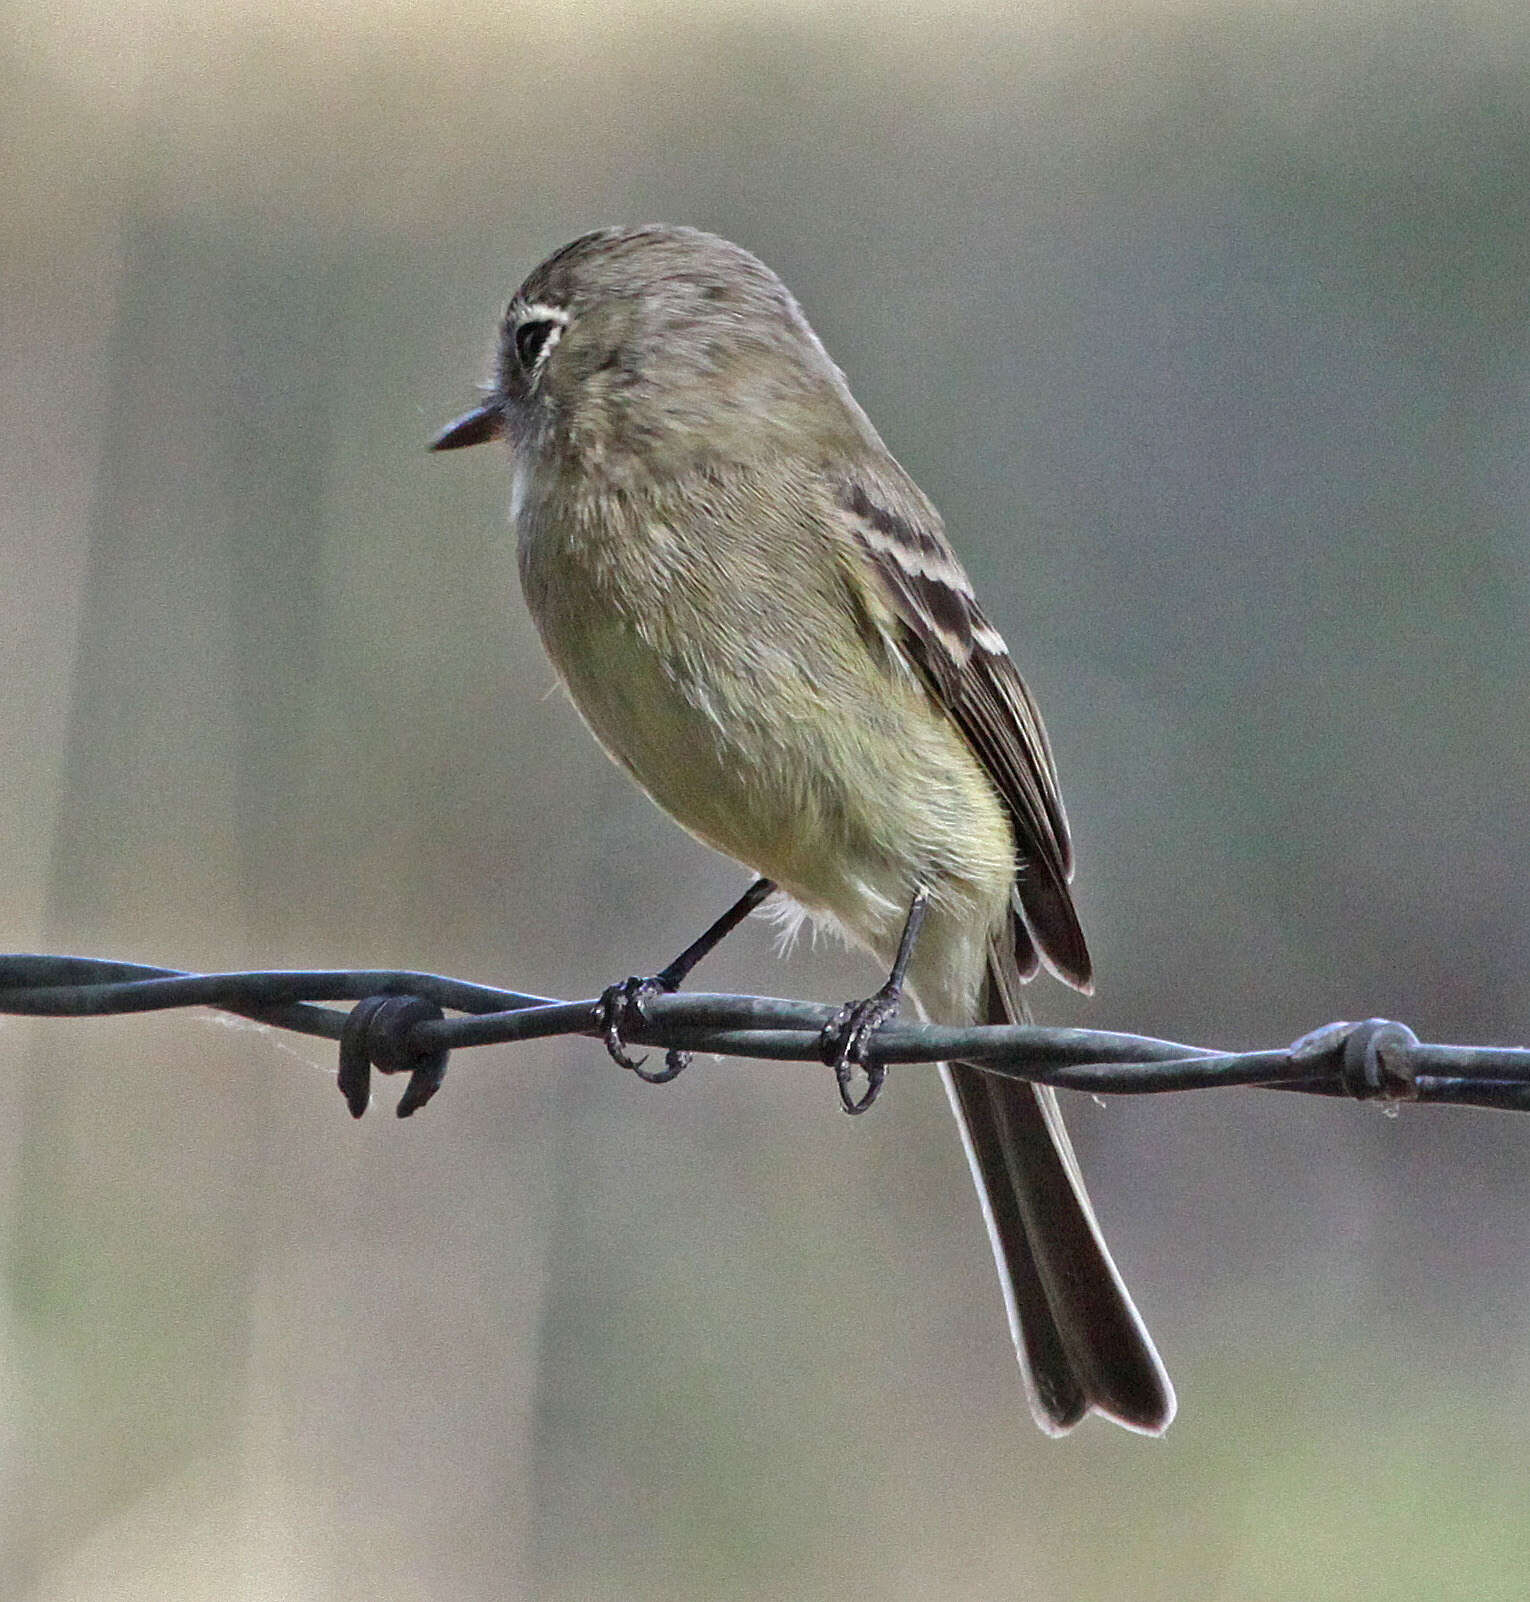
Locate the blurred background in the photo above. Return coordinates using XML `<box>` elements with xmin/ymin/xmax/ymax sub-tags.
<box><xmin>3</xmin><ymin>0</ymin><xmax>1530</xmax><ymax>1595</ymax></box>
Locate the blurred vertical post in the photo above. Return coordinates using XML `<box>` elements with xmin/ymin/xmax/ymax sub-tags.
<box><xmin>4</xmin><ymin>211</ymin><xmax>343</xmax><ymax>1590</ymax></box>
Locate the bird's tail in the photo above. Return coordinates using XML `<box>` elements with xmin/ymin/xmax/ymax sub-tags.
<box><xmin>940</xmin><ymin>954</ymin><xmax>1175</xmax><ymax>1434</ymax></box>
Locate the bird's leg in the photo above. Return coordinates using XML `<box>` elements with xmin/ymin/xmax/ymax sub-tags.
<box><xmin>600</xmin><ymin>877</ymin><xmax>775</xmax><ymax>1083</ymax></box>
<box><xmin>820</xmin><ymin>886</ymin><xmax>930</xmax><ymax>1115</ymax></box>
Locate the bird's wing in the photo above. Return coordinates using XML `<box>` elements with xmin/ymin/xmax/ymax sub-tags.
<box><xmin>833</xmin><ymin>472</ymin><xmax>1092</xmax><ymax>991</ymax></box>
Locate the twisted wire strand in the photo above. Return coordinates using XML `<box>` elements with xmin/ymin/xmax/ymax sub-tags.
<box><xmin>3</xmin><ymin>952</ymin><xmax>1527</xmax><ymax>1117</ymax></box>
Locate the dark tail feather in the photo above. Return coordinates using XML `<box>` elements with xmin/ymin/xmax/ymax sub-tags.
<box><xmin>940</xmin><ymin>959</ymin><xmax>1174</xmax><ymax>1435</ymax></box>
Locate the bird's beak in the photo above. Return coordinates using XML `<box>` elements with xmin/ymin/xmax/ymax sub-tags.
<box><xmin>429</xmin><ymin>401</ymin><xmax>504</xmax><ymax>452</ymax></box>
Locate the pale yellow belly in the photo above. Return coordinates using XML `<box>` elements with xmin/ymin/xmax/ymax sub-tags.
<box><xmin>548</xmin><ymin>609</ymin><xmax>847</xmax><ymax>889</ymax></box>
<box><xmin>537</xmin><ymin>599</ymin><xmax>1016</xmax><ymax>1022</ymax></box>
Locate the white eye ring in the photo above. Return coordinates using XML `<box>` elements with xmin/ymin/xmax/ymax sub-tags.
<box><xmin>513</xmin><ymin>302</ymin><xmax>569</xmax><ymax>372</ymax></box>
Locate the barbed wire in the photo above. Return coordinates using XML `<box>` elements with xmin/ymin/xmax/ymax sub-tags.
<box><xmin>2</xmin><ymin>952</ymin><xmax>1527</xmax><ymax>1119</ymax></box>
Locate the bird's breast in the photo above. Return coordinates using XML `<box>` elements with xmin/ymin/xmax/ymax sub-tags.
<box><xmin>512</xmin><ymin>465</ymin><xmax>1015</xmax><ymax>948</ymax></box>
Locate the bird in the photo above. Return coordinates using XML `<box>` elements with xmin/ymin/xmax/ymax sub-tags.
<box><xmin>431</xmin><ymin>224</ymin><xmax>1173</xmax><ymax>1435</ymax></box>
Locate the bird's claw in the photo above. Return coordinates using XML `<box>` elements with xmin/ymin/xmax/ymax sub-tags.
<box><xmin>819</xmin><ymin>986</ymin><xmax>901</xmax><ymax>1114</ymax></box>
<box><xmin>598</xmin><ymin>975</ymin><xmax>690</xmax><ymax>1084</ymax></box>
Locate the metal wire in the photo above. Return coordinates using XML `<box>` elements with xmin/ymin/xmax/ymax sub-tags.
<box><xmin>3</xmin><ymin>952</ymin><xmax>1527</xmax><ymax>1118</ymax></box>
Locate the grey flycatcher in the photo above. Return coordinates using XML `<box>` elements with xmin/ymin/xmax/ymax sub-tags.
<box><xmin>432</xmin><ymin>225</ymin><xmax>1173</xmax><ymax>1435</ymax></box>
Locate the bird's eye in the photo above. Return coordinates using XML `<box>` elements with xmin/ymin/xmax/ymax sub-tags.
<box><xmin>514</xmin><ymin>318</ymin><xmax>559</xmax><ymax>371</ymax></box>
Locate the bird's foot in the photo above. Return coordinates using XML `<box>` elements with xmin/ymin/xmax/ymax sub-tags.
<box><xmin>597</xmin><ymin>975</ymin><xmax>689</xmax><ymax>1084</ymax></box>
<box><xmin>819</xmin><ymin>982</ymin><xmax>903</xmax><ymax>1114</ymax></box>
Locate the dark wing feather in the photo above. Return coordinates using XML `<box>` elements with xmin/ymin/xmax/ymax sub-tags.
<box><xmin>837</xmin><ymin>476</ymin><xmax>1093</xmax><ymax>991</ymax></box>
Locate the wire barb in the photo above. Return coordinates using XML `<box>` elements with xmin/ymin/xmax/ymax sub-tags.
<box><xmin>338</xmin><ymin>993</ymin><xmax>451</xmax><ymax>1118</ymax></box>
<box><xmin>1289</xmin><ymin>1017</ymin><xmax>1422</xmax><ymax>1102</ymax></box>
